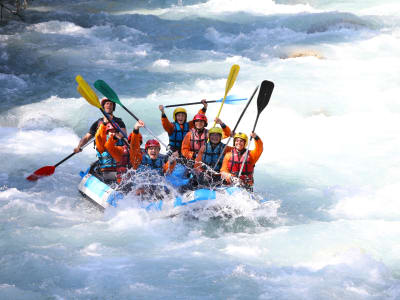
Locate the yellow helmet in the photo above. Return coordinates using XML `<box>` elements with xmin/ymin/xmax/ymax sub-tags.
<box><xmin>208</xmin><ymin>127</ymin><xmax>223</xmax><ymax>136</ymax></box>
<box><xmin>173</xmin><ymin>107</ymin><xmax>187</xmax><ymax>121</ymax></box>
<box><xmin>233</xmin><ymin>132</ymin><xmax>248</xmax><ymax>146</ymax></box>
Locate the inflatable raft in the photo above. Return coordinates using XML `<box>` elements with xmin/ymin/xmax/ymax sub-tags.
<box><xmin>78</xmin><ymin>164</ymin><xmax>266</xmax><ymax>212</ymax></box>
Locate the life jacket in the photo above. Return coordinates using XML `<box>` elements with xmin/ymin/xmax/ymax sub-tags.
<box><xmin>169</xmin><ymin>122</ymin><xmax>189</xmax><ymax>152</ymax></box>
<box><xmin>116</xmin><ymin>145</ymin><xmax>131</xmax><ymax>183</ymax></box>
<box><xmin>202</xmin><ymin>142</ymin><xmax>225</xmax><ymax>172</ymax></box>
<box><xmin>96</xmin><ymin>150</ymin><xmax>117</xmax><ymax>172</ymax></box>
<box><xmin>227</xmin><ymin>148</ymin><xmax>254</xmax><ymax>185</ymax></box>
<box><xmin>189</xmin><ymin>128</ymin><xmax>208</xmax><ymax>159</ymax></box>
<box><xmin>96</xmin><ymin>134</ymin><xmax>124</xmax><ymax>172</ymax></box>
<box><xmin>138</xmin><ymin>153</ymin><xmax>166</xmax><ymax>176</ymax></box>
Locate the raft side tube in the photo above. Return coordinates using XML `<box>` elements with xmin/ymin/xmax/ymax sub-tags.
<box><xmin>78</xmin><ymin>173</ymin><xmax>124</xmax><ymax>208</ymax></box>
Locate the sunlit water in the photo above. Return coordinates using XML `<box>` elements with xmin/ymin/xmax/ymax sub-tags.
<box><xmin>1</xmin><ymin>0</ymin><xmax>400</xmax><ymax>299</ymax></box>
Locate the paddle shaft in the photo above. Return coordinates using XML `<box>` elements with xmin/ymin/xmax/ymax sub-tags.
<box><xmin>54</xmin><ymin>152</ymin><xmax>76</xmax><ymax>168</ymax></box>
<box><xmin>237</xmin><ymin>80</ymin><xmax>274</xmax><ymax>178</ymax></box>
<box><xmin>100</xmin><ymin>109</ymin><xmax>130</xmax><ymax>147</ymax></box>
<box><xmin>165</xmin><ymin>98</ymin><xmax>246</xmax><ymax>108</ymax></box>
<box><xmin>213</xmin><ymin>86</ymin><xmax>259</xmax><ymax>170</ymax></box>
<box><xmin>26</xmin><ymin>137</ymin><xmax>95</xmax><ymax>181</ymax></box>
<box><xmin>237</xmin><ymin>114</ymin><xmax>261</xmax><ymax>178</ymax></box>
<box><xmin>54</xmin><ymin>137</ymin><xmax>94</xmax><ymax>167</ymax></box>
<box><xmin>118</xmin><ymin>102</ymin><xmax>168</xmax><ymax>148</ymax></box>
<box><xmin>212</xmin><ymin>94</ymin><xmax>227</xmax><ymax>128</ymax></box>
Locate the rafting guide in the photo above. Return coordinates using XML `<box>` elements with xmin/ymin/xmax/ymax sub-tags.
<box><xmin>73</xmin><ymin>97</ymin><xmax>127</xmax><ymax>154</ymax></box>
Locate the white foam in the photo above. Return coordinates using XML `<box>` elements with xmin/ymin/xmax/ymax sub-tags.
<box><xmin>329</xmin><ymin>183</ymin><xmax>400</xmax><ymax>220</ymax></box>
<box><xmin>155</xmin><ymin>0</ymin><xmax>318</xmax><ymax>21</ymax></box>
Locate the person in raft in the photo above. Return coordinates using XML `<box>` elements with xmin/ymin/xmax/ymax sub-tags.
<box><xmin>93</xmin><ymin>122</ymin><xmax>127</xmax><ymax>183</ymax></box>
<box><xmin>95</xmin><ymin>123</ymin><xmax>143</xmax><ymax>185</ymax></box>
<box><xmin>220</xmin><ymin>132</ymin><xmax>263</xmax><ymax>191</ymax></box>
<box><xmin>130</xmin><ymin>120</ymin><xmax>179</xmax><ymax>199</ymax></box>
<box><xmin>181</xmin><ymin>114</ymin><xmax>231</xmax><ymax>164</ymax></box>
<box><xmin>193</xmin><ymin>126</ymin><xmax>233</xmax><ymax>187</ymax></box>
<box><xmin>158</xmin><ymin>99</ymin><xmax>208</xmax><ymax>156</ymax></box>
<box><xmin>74</xmin><ymin>97</ymin><xmax>127</xmax><ymax>153</ymax></box>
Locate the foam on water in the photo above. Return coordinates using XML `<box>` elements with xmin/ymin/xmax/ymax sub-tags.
<box><xmin>1</xmin><ymin>0</ymin><xmax>400</xmax><ymax>298</ymax></box>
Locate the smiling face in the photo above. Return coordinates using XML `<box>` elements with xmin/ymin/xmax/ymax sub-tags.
<box><xmin>103</xmin><ymin>101</ymin><xmax>114</xmax><ymax>114</ymax></box>
<box><xmin>147</xmin><ymin>146</ymin><xmax>160</xmax><ymax>159</ymax></box>
<box><xmin>194</xmin><ymin>120</ymin><xmax>205</xmax><ymax>130</ymax></box>
<box><xmin>209</xmin><ymin>133</ymin><xmax>221</xmax><ymax>145</ymax></box>
<box><xmin>234</xmin><ymin>138</ymin><xmax>246</xmax><ymax>151</ymax></box>
<box><xmin>175</xmin><ymin>112</ymin><xmax>186</xmax><ymax>124</ymax></box>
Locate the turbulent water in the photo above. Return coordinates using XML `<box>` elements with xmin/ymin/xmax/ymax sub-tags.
<box><xmin>1</xmin><ymin>0</ymin><xmax>400</xmax><ymax>299</ymax></box>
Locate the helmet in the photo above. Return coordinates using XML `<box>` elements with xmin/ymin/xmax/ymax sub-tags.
<box><xmin>193</xmin><ymin>113</ymin><xmax>207</xmax><ymax>126</ymax></box>
<box><xmin>105</xmin><ymin>123</ymin><xmax>116</xmax><ymax>133</ymax></box>
<box><xmin>208</xmin><ymin>127</ymin><xmax>223</xmax><ymax>136</ymax></box>
<box><xmin>101</xmin><ymin>98</ymin><xmax>116</xmax><ymax>111</ymax></box>
<box><xmin>233</xmin><ymin>132</ymin><xmax>248</xmax><ymax>147</ymax></box>
<box><xmin>173</xmin><ymin>107</ymin><xmax>187</xmax><ymax>122</ymax></box>
<box><xmin>145</xmin><ymin>139</ymin><xmax>161</xmax><ymax>151</ymax></box>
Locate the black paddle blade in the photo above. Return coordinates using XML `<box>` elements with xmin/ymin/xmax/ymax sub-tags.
<box><xmin>257</xmin><ymin>80</ymin><xmax>274</xmax><ymax>114</ymax></box>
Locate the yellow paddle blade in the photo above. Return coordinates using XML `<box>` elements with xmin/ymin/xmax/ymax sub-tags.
<box><xmin>77</xmin><ymin>85</ymin><xmax>102</xmax><ymax>109</ymax></box>
<box><xmin>75</xmin><ymin>75</ymin><xmax>101</xmax><ymax>108</ymax></box>
<box><xmin>224</xmin><ymin>64</ymin><xmax>240</xmax><ymax>97</ymax></box>
<box><xmin>213</xmin><ymin>64</ymin><xmax>240</xmax><ymax>127</ymax></box>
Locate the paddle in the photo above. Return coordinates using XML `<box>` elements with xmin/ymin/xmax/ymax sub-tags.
<box><xmin>164</xmin><ymin>96</ymin><xmax>247</xmax><ymax>108</ymax></box>
<box><xmin>94</xmin><ymin>80</ymin><xmax>167</xmax><ymax>148</ymax></box>
<box><xmin>212</xmin><ymin>64</ymin><xmax>240</xmax><ymax>128</ymax></box>
<box><xmin>238</xmin><ymin>80</ymin><xmax>274</xmax><ymax>178</ymax></box>
<box><xmin>75</xmin><ymin>75</ymin><xmax>130</xmax><ymax>147</ymax></box>
<box><xmin>212</xmin><ymin>85</ymin><xmax>259</xmax><ymax>170</ymax></box>
<box><xmin>26</xmin><ymin>138</ymin><xmax>94</xmax><ymax>181</ymax></box>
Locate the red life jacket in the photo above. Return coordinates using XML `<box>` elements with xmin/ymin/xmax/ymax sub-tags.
<box><xmin>189</xmin><ymin>128</ymin><xmax>208</xmax><ymax>158</ymax></box>
<box><xmin>227</xmin><ymin>148</ymin><xmax>254</xmax><ymax>185</ymax></box>
<box><xmin>116</xmin><ymin>145</ymin><xmax>131</xmax><ymax>183</ymax></box>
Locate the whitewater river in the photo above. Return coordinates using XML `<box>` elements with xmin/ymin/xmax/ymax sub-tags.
<box><xmin>1</xmin><ymin>0</ymin><xmax>400</xmax><ymax>299</ymax></box>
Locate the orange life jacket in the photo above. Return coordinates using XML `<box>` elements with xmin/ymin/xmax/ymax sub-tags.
<box><xmin>189</xmin><ymin>128</ymin><xmax>208</xmax><ymax>159</ymax></box>
<box><xmin>227</xmin><ymin>148</ymin><xmax>254</xmax><ymax>185</ymax></box>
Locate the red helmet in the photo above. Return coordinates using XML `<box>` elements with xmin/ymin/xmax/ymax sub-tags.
<box><xmin>145</xmin><ymin>139</ymin><xmax>160</xmax><ymax>151</ymax></box>
<box><xmin>101</xmin><ymin>98</ymin><xmax>116</xmax><ymax>111</ymax></box>
<box><xmin>193</xmin><ymin>113</ymin><xmax>207</xmax><ymax>126</ymax></box>
<box><xmin>105</xmin><ymin>123</ymin><xmax>116</xmax><ymax>133</ymax></box>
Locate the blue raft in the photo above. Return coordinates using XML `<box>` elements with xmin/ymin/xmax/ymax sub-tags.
<box><xmin>78</xmin><ymin>164</ymin><xmax>263</xmax><ymax>211</ymax></box>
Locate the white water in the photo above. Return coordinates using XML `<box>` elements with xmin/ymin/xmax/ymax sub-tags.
<box><xmin>1</xmin><ymin>0</ymin><xmax>400</xmax><ymax>299</ymax></box>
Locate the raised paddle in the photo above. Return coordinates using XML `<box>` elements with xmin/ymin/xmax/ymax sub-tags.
<box><xmin>94</xmin><ymin>80</ymin><xmax>167</xmax><ymax>149</ymax></box>
<box><xmin>164</xmin><ymin>96</ymin><xmax>247</xmax><ymax>108</ymax></box>
<box><xmin>212</xmin><ymin>85</ymin><xmax>259</xmax><ymax>170</ymax></box>
<box><xmin>212</xmin><ymin>64</ymin><xmax>240</xmax><ymax>128</ymax></box>
<box><xmin>26</xmin><ymin>138</ymin><xmax>94</xmax><ymax>181</ymax></box>
<box><xmin>238</xmin><ymin>80</ymin><xmax>274</xmax><ymax>178</ymax></box>
<box><xmin>75</xmin><ymin>75</ymin><xmax>130</xmax><ymax>147</ymax></box>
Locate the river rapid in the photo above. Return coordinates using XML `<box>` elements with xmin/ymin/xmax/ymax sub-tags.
<box><xmin>1</xmin><ymin>0</ymin><xmax>400</xmax><ymax>299</ymax></box>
